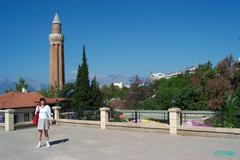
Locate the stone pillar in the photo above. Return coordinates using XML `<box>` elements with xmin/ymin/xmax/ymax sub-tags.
<box><xmin>52</xmin><ymin>106</ymin><xmax>62</xmax><ymax>120</ymax></box>
<box><xmin>5</xmin><ymin>109</ymin><xmax>15</xmax><ymax>131</ymax></box>
<box><xmin>100</xmin><ymin>107</ymin><xmax>110</xmax><ymax>130</ymax></box>
<box><xmin>168</xmin><ymin>108</ymin><xmax>181</xmax><ymax>135</ymax></box>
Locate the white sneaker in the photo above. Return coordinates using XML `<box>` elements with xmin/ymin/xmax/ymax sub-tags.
<box><xmin>46</xmin><ymin>141</ymin><xmax>51</xmax><ymax>148</ymax></box>
<box><xmin>36</xmin><ymin>142</ymin><xmax>41</xmax><ymax>149</ymax></box>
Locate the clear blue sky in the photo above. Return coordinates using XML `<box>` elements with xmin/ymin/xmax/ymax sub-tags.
<box><xmin>0</xmin><ymin>0</ymin><xmax>240</xmax><ymax>82</ymax></box>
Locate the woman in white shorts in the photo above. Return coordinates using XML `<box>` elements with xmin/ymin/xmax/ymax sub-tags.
<box><xmin>35</xmin><ymin>98</ymin><xmax>52</xmax><ymax>148</ymax></box>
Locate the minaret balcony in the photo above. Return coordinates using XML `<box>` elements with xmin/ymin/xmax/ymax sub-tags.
<box><xmin>49</xmin><ymin>33</ymin><xmax>64</xmax><ymax>44</ymax></box>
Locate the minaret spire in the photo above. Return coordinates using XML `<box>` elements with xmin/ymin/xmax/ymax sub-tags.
<box><xmin>52</xmin><ymin>13</ymin><xmax>61</xmax><ymax>24</ymax></box>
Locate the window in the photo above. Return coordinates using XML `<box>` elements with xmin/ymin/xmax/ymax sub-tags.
<box><xmin>0</xmin><ymin>113</ymin><xmax>4</xmax><ymax>123</ymax></box>
<box><xmin>24</xmin><ymin>113</ymin><xmax>29</xmax><ymax>122</ymax></box>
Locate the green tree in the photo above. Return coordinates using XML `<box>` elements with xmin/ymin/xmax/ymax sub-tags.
<box><xmin>135</xmin><ymin>98</ymin><xmax>158</xmax><ymax>110</ymax></box>
<box><xmin>204</xmin><ymin>55</ymin><xmax>235</xmax><ymax>111</ymax></box>
<box><xmin>39</xmin><ymin>88</ymin><xmax>58</xmax><ymax>98</ymax></box>
<box><xmin>152</xmin><ymin>73</ymin><xmax>191</xmax><ymax>109</ymax></box>
<box><xmin>15</xmin><ymin>78</ymin><xmax>28</xmax><ymax>92</ymax></box>
<box><xmin>125</xmin><ymin>75</ymin><xmax>147</xmax><ymax>108</ymax></box>
<box><xmin>89</xmin><ymin>76</ymin><xmax>104</xmax><ymax>110</ymax></box>
<box><xmin>39</xmin><ymin>89</ymin><xmax>52</xmax><ymax>98</ymax></box>
<box><xmin>233</xmin><ymin>59</ymin><xmax>240</xmax><ymax>89</ymax></box>
<box><xmin>59</xmin><ymin>82</ymin><xmax>75</xmax><ymax>98</ymax></box>
<box><xmin>101</xmin><ymin>84</ymin><xmax>129</xmax><ymax>100</ymax></box>
<box><xmin>73</xmin><ymin>45</ymin><xmax>91</xmax><ymax>112</ymax></box>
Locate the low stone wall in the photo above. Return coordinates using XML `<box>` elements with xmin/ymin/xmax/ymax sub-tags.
<box><xmin>15</xmin><ymin>108</ymin><xmax>35</xmax><ymax>123</ymax></box>
<box><xmin>177</xmin><ymin>126</ymin><xmax>240</xmax><ymax>138</ymax></box>
<box><xmin>0</xmin><ymin>123</ymin><xmax>4</xmax><ymax>131</ymax></box>
<box><xmin>3</xmin><ymin>107</ymin><xmax>238</xmax><ymax>139</ymax></box>
<box><xmin>106</xmin><ymin>122</ymin><xmax>169</xmax><ymax>134</ymax></box>
<box><xmin>56</xmin><ymin>119</ymin><xmax>100</xmax><ymax>128</ymax></box>
<box><xmin>56</xmin><ymin>119</ymin><xmax>240</xmax><ymax>138</ymax></box>
<box><xmin>56</xmin><ymin>119</ymin><xmax>170</xmax><ymax>133</ymax></box>
<box><xmin>15</xmin><ymin>122</ymin><xmax>35</xmax><ymax>130</ymax></box>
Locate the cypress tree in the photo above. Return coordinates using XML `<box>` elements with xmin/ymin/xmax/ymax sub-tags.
<box><xmin>90</xmin><ymin>76</ymin><xmax>104</xmax><ymax>110</ymax></box>
<box><xmin>73</xmin><ymin>45</ymin><xmax>91</xmax><ymax>112</ymax></box>
<box><xmin>80</xmin><ymin>45</ymin><xmax>90</xmax><ymax>94</ymax></box>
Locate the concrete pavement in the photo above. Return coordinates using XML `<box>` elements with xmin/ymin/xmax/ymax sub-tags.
<box><xmin>0</xmin><ymin>125</ymin><xmax>239</xmax><ymax>160</ymax></box>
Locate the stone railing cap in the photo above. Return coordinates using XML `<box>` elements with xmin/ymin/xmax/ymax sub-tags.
<box><xmin>5</xmin><ymin>109</ymin><xmax>15</xmax><ymax>113</ymax></box>
<box><xmin>168</xmin><ymin>107</ymin><xmax>181</xmax><ymax>112</ymax></box>
<box><xmin>100</xmin><ymin>107</ymin><xmax>110</xmax><ymax>111</ymax></box>
<box><xmin>52</xmin><ymin>106</ymin><xmax>62</xmax><ymax>109</ymax></box>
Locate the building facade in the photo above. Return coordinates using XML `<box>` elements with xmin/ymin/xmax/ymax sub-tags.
<box><xmin>113</xmin><ymin>82</ymin><xmax>123</xmax><ymax>88</ymax></box>
<box><xmin>150</xmin><ymin>66</ymin><xmax>197</xmax><ymax>82</ymax></box>
<box><xmin>49</xmin><ymin>13</ymin><xmax>65</xmax><ymax>90</ymax></box>
<box><xmin>0</xmin><ymin>92</ymin><xmax>65</xmax><ymax>123</ymax></box>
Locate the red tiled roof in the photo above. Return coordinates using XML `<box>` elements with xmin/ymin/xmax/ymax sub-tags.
<box><xmin>46</xmin><ymin>98</ymin><xmax>65</xmax><ymax>105</ymax></box>
<box><xmin>0</xmin><ymin>92</ymin><xmax>44</xmax><ymax>109</ymax></box>
<box><xmin>0</xmin><ymin>92</ymin><xmax>66</xmax><ymax>109</ymax></box>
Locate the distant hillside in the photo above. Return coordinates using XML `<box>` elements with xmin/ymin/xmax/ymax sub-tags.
<box><xmin>0</xmin><ymin>77</ymin><xmax>48</xmax><ymax>94</ymax></box>
<box><xmin>86</xmin><ymin>74</ymin><xmax>148</xmax><ymax>86</ymax></box>
<box><xmin>25</xmin><ymin>78</ymin><xmax>49</xmax><ymax>91</ymax></box>
<box><xmin>94</xmin><ymin>75</ymin><xmax>132</xmax><ymax>86</ymax></box>
<box><xmin>0</xmin><ymin>74</ymin><xmax>148</xmax><ymax>94</ymax></box>
<box><xmin>0</xmin><ymin>77</ymin><xmax>16</xmax><ymax>93</ymax></box>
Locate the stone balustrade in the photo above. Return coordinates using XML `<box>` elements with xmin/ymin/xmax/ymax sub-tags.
<box><xmin>168</xmin><ymin>107</ymin><xmax>181</xmax><ymax>135</ymax></box>
<box><xmin>99</xmin><ymin>107</ymin><xmax>110</xmax><ymax>130</ymax></box>
<box><xmin>1</xmin><ymin>107</ymin><xmax>240</xmax><ymax>138</ymax></box>
<box><xmin>52</xmin><ymin>106</ymin><xmax>62</xmax><ymax>120</ymax></box>
<box><xmin>4</xmin><ymin>109</ymin><xmax>15</xmax><ymax>131</ymax></box>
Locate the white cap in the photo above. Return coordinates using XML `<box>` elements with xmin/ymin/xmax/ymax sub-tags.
<box><xmin>52</xmin><ymin>13</ymin><xmax>61</xmax><ymax>24</ymax></box>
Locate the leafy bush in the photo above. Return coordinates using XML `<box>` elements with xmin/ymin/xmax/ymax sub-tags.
<box><xmin>110</xmin><ymin>111</ymin><xmax>128</xmax><ymax>122</ymax></box>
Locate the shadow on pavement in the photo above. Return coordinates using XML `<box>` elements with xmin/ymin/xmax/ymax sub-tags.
<box><xmin>50</xmin><ymin>138</ymin><xmax>69</xmax><ymax>146</ymax></box>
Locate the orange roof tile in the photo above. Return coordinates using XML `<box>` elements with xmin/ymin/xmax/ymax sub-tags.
<box><xmin>0</xmin><ymin>92</ymin><xmax>66</xmax><ymax>109</ymax></box>
<box><xmin>0</xmin><ymin>92</ymin><xmax>44</xmax><ymax>109</ymax></box>
<box><xmin>46</xmin><ymin>98</ymin><xmax>66</xmax><ymax>105</ymax></box>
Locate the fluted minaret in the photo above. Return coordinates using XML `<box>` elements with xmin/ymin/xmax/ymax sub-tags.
<box><xmin>49</xmin><ymin>13</ymin><xmax>65</xmax><ymax>91</ymax></box>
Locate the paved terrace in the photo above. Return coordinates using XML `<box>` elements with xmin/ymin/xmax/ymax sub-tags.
<box><xmin>0</xmin><ymin>125</ymin><xmax>239</xmax><ymax>160</ymax></box>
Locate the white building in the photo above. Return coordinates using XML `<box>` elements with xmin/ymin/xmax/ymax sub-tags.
<box><xmin>113</xmin><ymin>82</ymin><xmax>131</xmax><ymax>88</ymax></box>
<box><xmin>150</xmin><ymin>73</ymin><xmax>166</xmax><ymax>81</ymax></box>
<box><xmin>185</xmin><ymin>66</ymin><xmax>198</xmax><ymax>74</ymax></box>
<box><xmin>150</xmin><ymin>65</ymin><xmax>198</xmax><ymax>82</ymax></box>
<box><xmin>113</xmin><ymin>82</ymin><xmax>123</xmax><ymax>88</ymax></box>
<box><xmin>165</xmin><ymin>72</ymin><xmax>182</xmax><ymax>79</ymax></box>
<box><xmin>124</xmin><ymin>84</ymin><xmax>130</xmax><ymax>88</ymax></box>
<box><xmin>150</xmin><ymin>72</ymin><xmax>181</xmax><ymax>82</ymax></box>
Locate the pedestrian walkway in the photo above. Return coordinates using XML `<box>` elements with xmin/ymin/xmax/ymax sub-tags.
<box><xmin>0</xmin><ymin>125</ymin><xmax>239</xmax><ymax>160</ymax></box>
